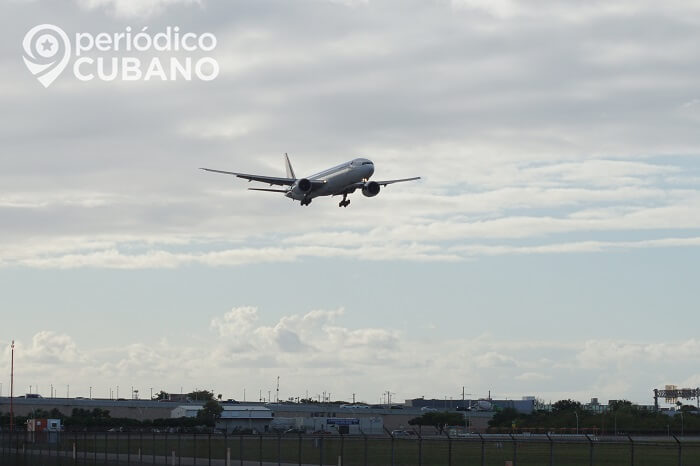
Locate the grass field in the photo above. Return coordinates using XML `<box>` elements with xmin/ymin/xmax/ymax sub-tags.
<box><xmin>3</xmin><ymin>433</ymin><xmax>700</xmax><ymax>465</ymax></box>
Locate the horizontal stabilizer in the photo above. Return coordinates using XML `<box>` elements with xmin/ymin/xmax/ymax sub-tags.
<box><xmin>248</xmin><ymin>187</ymin><xmax>288</xmax><ymax>193</ymax></box>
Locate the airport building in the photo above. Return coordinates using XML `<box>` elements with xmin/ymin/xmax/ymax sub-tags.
<box><xmin>0</xmin><ymin>397</ymin><xmax>494</xmax><ymax>433</ymax></box>
<box><xmin>215</xmin><ymin>406</ymin><xmax>274</xmax><ymax>433</ymax></box>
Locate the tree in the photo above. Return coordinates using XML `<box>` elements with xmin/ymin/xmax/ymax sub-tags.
<box><xmin>408</xmin><ymin>412</ymin><xmax>465</xmax><ymax>433</ymax></box>
<box><xmin>153</xmin><ymin>391</ymin><xmax>170</xmax><ymax>401</ymax></box>
<box><xmin>197</xmin><ymin>400</ymin><xmax>223</xmax><ymax>425</ymax></box>
<box><xmin>552</xmin><ymin>399</ymin><xmax>582</xmax><ymax>413</ymax></box>
<box><xmin>489</xmin><ymin>408</ymin><xmax>519</xmax><ymax>427</ymax></box>
<box><xmin>608</xmin><ymin>400</ymin><xmax>633</xmax><ymax>412</ymax></box>
<box><xmin>187</xmin><ymin>390</ymin><xmax>214</xmax><ymax>402</ymax></box>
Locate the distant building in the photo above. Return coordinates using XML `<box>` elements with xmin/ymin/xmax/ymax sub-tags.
<box><xmin>171</xmin><ymin>406</ymin><xmax>204</xmax><ymax>418</ymax></box>
<box><xmin>215</xmin><ymin>406</ymin><xmax>273</xmax><ymax>434</ymax></box>
<box><xmin>26</xmin><ymin>418</ymin><xmax>61</xmax><ymax>432</ymax></box>
<box><xmin>26</xmin><ymin>418</ymin><xmax>61</xmax><ymax>443</ymax></box>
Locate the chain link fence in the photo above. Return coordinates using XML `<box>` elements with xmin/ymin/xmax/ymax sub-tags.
<box><xmin>2</xmin><ymin>430</ymin><xmax>700</xmax><ymax>465</ymax></box>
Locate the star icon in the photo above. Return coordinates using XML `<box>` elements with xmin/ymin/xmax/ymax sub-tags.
<box><xmin>41</xmin><ymin>38</ymin><xmax>54</xmax><ymax>52</ymax></box>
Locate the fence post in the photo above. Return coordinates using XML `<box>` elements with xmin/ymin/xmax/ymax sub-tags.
<box><xmin>278</xmin><ymin>433</ymin><xmax>282</xmax><ymax>466</ymax></box>
<box><xmin>208</xmin><ymin>433</ymin><xmax>212</xmax><ymax>466</ymax></box>
<box><xmin>628</xmin><ymin>435</ymin><xmax>634</xmax><ymax>466</ymax></box>
<box><xmin>127</xmin><ymin>430</ymin><xmax>131</xmax><ymax>466</ymax></box>
<box><xmin>178</xmin><ymin>431</ymin><xmax>182</xmax><ymax>466</ymax></box>
<box><xmin>319</xmin><ymin>435</ymin><xmax>324</xmax><ymax>466</ymax></box>
<box><xmin>477</xmin><ymin>433</ymin><xmax>485</xmax><ymax>466</ymax></box>
<box><xmin>509</xmin><ymin>433</ymin><xmax>517</xmax><ymax>466</ymax></box>
<box><xmin>416</xmin><ymin>429</ymin><xmax>423</xmax><ymax>466</ymax></box>
<box><xmin>140</xmin><ymin>430</ymin><xmax>143</xmax><ymax>465</ymax></box>
<box><xmin>193</xmin><ymin>433</ymin><xmax>198</xmax><ymax>466</ymax></box>
<box><xmin>585</xmin><ymin>434</ymin><xmax>593</xmax><ymax>466</ymax></box>
<box><xmin>227</xmin><ymin>447</ymin><xmax>231</xmax><ymax>466</ymax></box>
<box><xmin>446</xmin><ymin>431</ymin><xmax>452</xmax><ymax>466</ymax></box>
<box><xmin>384</xmin><ymin>428</ymin><xmax>395</xmax><ymax>466</ymax></box>
<box><xmin>361</xmin><ymin>430</ymin><xmax>368</xmax><ymax>466</ymax></box>
<box><xmin>340</xmin><ymin>433</ymin><xmax>345</xmax><ymax>466</ymax></box>
<box><xmin>673</xmin><ymin>435</ymin><xmax>681</xmax><ymax>466</ymax></box>
<box><xmin>298</xmin><ymin>433</ymin><xmax>303</xmax><ymax>466</ymax></box>
<box><xmin>239</xmin><ymin>434</ymin><xmax>243</xmax><ymax>466</ymax></box>
<box><xmin>153</xmin><ymin>431</ymin><xmax>157</xmax><ymax>466</ymax></box>
<box><xmin>546</xmin><ymin>433</ymin><xmax>553</xmax><ymax>466</ymax></box>
<box><xmin>259</xmin><ymin>433</ymin><xmax>263</xmax><ymax>466</ymax></box>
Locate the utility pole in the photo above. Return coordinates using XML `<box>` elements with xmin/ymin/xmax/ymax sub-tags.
<box><xmin>276</xmin><ymin>376</ymin><xmax>280</xmax><ymax>403</ymax></box>
<box><xmin>10</xmin><ymin>340</ymin><xmax>15</xmax><ymax>432</ymax></box>
<box><xmin>353</xmin><ymin>393</ymin><xmax>356</xmax><ymax>404</ymax></box>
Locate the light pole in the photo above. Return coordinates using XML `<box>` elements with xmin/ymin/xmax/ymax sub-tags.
<box><xmin>10</xmin><ymin>340</ymin><xmax>15</xmax><ymax>432</ymax></box>
<box><xmin>574</xmin><ymin>411</ymin><xmax>579</xmax><ymax>435</ymax></box>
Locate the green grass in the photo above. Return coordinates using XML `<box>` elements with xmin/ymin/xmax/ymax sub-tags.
<box><xmin>4</xmin><ymin>434</ymin><xmax>700</xmax><ymax>466</ymax></box>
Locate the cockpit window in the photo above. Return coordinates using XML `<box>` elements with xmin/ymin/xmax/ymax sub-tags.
<box><xmin>362</xmin><ymin>161</ymin><xmax>373</xmax><ymax>165</ymax></box>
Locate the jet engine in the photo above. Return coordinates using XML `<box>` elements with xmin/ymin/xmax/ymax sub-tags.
<box><xmin>296</xmin><ymin>178</ymin><xmax>312</xmax><ymax>193</ymax></box>
<box><xmin>362</xmin><ymin>181</ymin><xmax>380</xmax><ymax>197</ymax></box>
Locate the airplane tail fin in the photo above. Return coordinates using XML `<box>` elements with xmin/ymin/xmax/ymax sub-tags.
<box><xmin>284</xmin><ymin>153</ymin><xmax>296</xmax><ymax>179</ymax></box>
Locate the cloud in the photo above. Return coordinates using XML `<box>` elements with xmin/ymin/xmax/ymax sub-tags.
<box><xmin>4</xmin><ymin>309</ymin><xmax>699</xmax><ymax>404</ymax></box>
<box><xmin>75</xmin><ymin>0</ymin><xmax>202</xmax><ymax>17</ymax></box>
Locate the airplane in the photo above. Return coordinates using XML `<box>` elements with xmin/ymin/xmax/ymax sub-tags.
<box><xmin>200</xmin><ymin>154</ymin><xmax>420</xmax><ymax>207</ymax></box>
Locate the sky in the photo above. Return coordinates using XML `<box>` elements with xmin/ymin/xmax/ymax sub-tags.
<box><xmin>1</xmin><ymin>0</ymin><xmax>700</xmax><ymax>407</ymax></box>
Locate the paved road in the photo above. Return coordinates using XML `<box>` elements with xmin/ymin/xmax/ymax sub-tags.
<box><xmin>11</xmin><ymin>448</ymin><xmax>325</xmax><ymax>466</ymax></box>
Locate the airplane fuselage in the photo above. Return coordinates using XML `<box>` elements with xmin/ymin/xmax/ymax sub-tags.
<box><xmin>286</xmin><ymin>158</ymin><xmax>375</xmax><ymax>201</ymax></box>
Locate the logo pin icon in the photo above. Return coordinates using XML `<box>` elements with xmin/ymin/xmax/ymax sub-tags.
<box><xmin>23</xmin><ymin>24</ymin><xmax>71</xmax><ymax>88</ymax></box>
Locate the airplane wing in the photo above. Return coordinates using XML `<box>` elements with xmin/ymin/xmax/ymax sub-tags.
<box><xmin>372</xmin><ymin>177</ymin><xmax>421</xmax><ymax>187</ymax></box>
<box><xmin>338</xmin><ymin>177</ymin><xmax>421</xmax><ymax>195</ymax></box>
<box><xmin>200</xmin><ymin>168</ymin><xmax>296</xmax><ymax>186</ymax></box>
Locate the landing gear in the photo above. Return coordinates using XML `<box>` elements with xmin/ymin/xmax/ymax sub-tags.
<box><xmin>339</xmin><ymin>194</ymin><xmax>350</xmax><ymax>208</ymax></box>
<box><xmin>301</xmin><ymin>198</ymin><xmax>312</xmax><ymax>206</ymax></box>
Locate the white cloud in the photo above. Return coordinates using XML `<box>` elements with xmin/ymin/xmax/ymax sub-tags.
<box><xmin>4</xmin><ymin>309</ymin><xmax>699</xmax><ymax>404</ymax></box>
<box><xmin>76</xmin><ymin>0</ymin><xmax>202</xmax><ymax>17</ymax></box>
